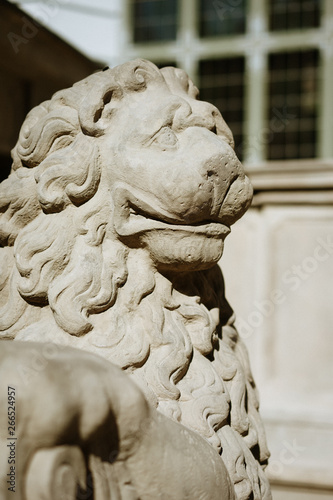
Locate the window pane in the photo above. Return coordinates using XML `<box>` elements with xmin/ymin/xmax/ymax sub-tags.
<box><xmin>269</xmin><ymin>0</ymin><xmax>321</xmax><ymax>31</ymax></box>
<box><xmin>268</xmin><ymin>50</ymin><xmax>319</xmax><ymax>160</ymax></box>
<box><xmin>133</xmin><ymin>0</ymin><xmax>177</xmax><ymax>42</ymax></box>
<box><xmin>199</xmin><ymin>57</ymin><xmax>245</xmax><ymax>160</ymax></box>
<box><xmin>199</xmin><ymin>0</ymin><xmax>246</xmax><ymax>37</ymax></box>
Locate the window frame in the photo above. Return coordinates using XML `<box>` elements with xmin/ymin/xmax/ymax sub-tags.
<box><xmin>123</xmin><ymin>0</ymin><xmax>333</xmax><ymax>166</ymax></box>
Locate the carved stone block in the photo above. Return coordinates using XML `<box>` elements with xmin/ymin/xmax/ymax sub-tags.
<box><xmin>0</xmin><ymin>59</ymin><xmax>271</xmax><ymax>500</ymax></box>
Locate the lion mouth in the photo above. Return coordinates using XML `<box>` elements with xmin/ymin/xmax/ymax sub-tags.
<box><xmin>113</xmin><ymin>184</ymin><xmax>231</xmax><ymax>238</ymax></box>
<box><xmin>129</xmin><ymin>208</ymin><xmax>231</xmax><ymax>237</ymax></box>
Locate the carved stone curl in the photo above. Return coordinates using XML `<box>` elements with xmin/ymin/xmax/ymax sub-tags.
<box><xmin>25</xmin><ymin>447</ymin><xmax>86</xmax><ymax>500</ymax></box>
<box><xmin>0</xmin><ymin>59</ymin><xmax>271</xmax><ymax>500</ymax></box>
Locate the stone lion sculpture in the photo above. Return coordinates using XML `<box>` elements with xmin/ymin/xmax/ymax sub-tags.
<box><xmin>0</xmin><ymin>59</ymin><xmax>271</xmax><ymax>500</ymax></box>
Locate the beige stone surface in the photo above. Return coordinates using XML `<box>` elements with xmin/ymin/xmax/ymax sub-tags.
<box><xmin>222</xmin><ymin>200</ymin><xmax>333</xmax><ymax>496</ymax></box>
<box><xmin>0</xmin><ymin>59</ymin><xmax>271</xmax><ymax>499</ymax></box>
<box><xmin>271</xmin><ymin>485</ymin><xmax>333</xmax><ymax>500</ymax></box>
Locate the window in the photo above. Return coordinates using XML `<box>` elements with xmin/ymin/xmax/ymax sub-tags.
<box><xmin>126</xmin><ymin>0</ymin><xmax>332</xmax><ymax>163</ymax></box>
<box><xmin>133</xmin><ymin>0</ymin><xmax>177</xmax><ymax>42</ymax></box>
<box><xmin>199</xmin><ymin>0</ymin><xmax>247</xmax><ymax>37</ymax></box>
<box><xmin>199</xmin><ymin>58</ymin><xmax>245</xmax><ymax>160</ymax></box>
<box><xmin>268</xmin><ymin>50</ymin><xmax>319</xmax><ymax>159</ymax></box>
<box><xmin>269</xmin><ymin>0</ymin><xmax>321</xmax><ymax>31</ymax></box>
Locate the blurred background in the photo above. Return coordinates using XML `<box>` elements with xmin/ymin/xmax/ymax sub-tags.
<box><xmin>1</xmin><ymin>0</ymin><xmax>333</xmax><ymax>498</ymax></box>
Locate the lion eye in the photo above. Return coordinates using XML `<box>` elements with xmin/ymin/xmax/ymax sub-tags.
<box><xmin>152</xmin><ymin>127</ymin><xmax>178</xmax><ymax>149</ymax></box>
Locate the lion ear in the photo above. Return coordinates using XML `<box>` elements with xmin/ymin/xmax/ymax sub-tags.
<box><xmin>79</xmin><ymin>80</ymin><xmax>120</xmax><ymax>137</ymax></box>
<box><xmin>78</xmin><ymin>59</ymin><xmax>162</xmax><ymax>137</ymax></box>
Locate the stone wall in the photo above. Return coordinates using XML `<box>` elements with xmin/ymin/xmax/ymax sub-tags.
<box><xmin>221</xmin><ymin>160</ymin><xmax>333</xmax><ymax>499</ymax></box>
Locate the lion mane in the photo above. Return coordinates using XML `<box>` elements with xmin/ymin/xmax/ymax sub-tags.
<box><xmin>0</xmin><ymin>60</ymin><xmax>270</xmax><ymax>499</ymax></box>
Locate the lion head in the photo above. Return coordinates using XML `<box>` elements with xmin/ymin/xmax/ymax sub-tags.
<box><xmin>0</xmin><ymin>60</ymin><xmax>270</xmax><ymax>499</ymax></box>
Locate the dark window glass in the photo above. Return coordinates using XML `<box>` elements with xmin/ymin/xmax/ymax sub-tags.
<box><xmin>199</xmin><ymin>57</ymin><xmax>245</xmax><ymax>160</ymax></box>
<box><xmin>154</xmin><ymin>61</ymin><xmax>177</xmax><ymax>69</ymax></box>
<box><xmin>268</xmin><ymin>50</ymin><xmax>319</xmax><ymax>160</ymax></box>
<box><xmin>133</xmin><ymin>0</ymin><xmax>177</xmax><ymax>42</ymax></box>
<box><xmin>269</xmin><ymin>0</ymin><xmax>321</xmax><ymax>31</ymax></box>
<box><xmin>199</xmin><ymin>0</ymin><xmax>246</xmax><ymax>37</ymax></box>
<box><xmin>0</xmin><ymin>155</ymin><xmax>12</xmax><ymax>182</ymax></box>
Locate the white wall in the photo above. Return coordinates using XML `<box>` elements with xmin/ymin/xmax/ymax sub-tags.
<box><xmin>8</xmin><ymin>0</ymin><xmax>124</xmax><ymax>65</ymax></box>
